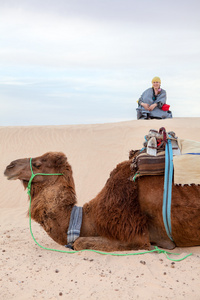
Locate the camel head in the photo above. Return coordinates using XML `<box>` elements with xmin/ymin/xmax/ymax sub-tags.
<box><xmin>4</xmin><ymin>152</ymin><xmax>76</xmax><ymax>244</ymax></box>
<box><xmin>4</xmin><ymin>152</ymin><xmax>76</xmax><ymax>192</ymax></box>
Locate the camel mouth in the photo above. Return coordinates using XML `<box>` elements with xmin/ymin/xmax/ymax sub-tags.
<box><xmin>4</xmin><ymin>163</ymin><xmax>23</xmax><ymax>180</ymax></box>
<box><xmin>5</xmin><ymin>174</ymin><xmax>19</xmax><ymax>180</ymax></box>
<box><xmin>4</xmin><ymin>164</ymin><xmax>18</xmax><ymax>180</ymax></box>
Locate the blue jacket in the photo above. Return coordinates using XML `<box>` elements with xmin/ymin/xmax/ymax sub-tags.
<box><xmin>137</xmin><ymin>88</ymin><xmax>171</xmax><ymax>119</ymax></box>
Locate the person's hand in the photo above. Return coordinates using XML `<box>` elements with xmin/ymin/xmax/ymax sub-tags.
<box><xmin>141</xmin><ymin>103</ymin><xmax>150</xmax><ymax>110</ymax></box>
<box><xmin>148</xmin><ymin>103</ymin><xmax>157</xmax><ymax>111</ymax></box>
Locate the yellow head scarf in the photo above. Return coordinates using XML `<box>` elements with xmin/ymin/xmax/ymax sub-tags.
<box><xmin>152</xmin><ymin>76</ymin><xmax>161</xmax><ymax>84</ymax></box>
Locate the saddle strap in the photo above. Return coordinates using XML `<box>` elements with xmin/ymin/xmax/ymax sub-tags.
<box><xmin>162</xmin><ymin>139</ymin><xmax>174</xmax><ymax>241</ymax></box>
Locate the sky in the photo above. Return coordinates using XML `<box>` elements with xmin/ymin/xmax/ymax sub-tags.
<box><xmin>0</xmin><ymin>0</ymin><xmax>200</xmax><ymax>126</ymax></box>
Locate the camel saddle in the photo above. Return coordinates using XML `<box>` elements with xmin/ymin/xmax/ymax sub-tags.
<box><xmin>131</xmin><ymin>127</ymin><xmax>180</xmax><ymax>179</ymax></box>
<box><xmin>131</xmin><ymin>127</ymin><xmax>200</xmax><ymax>185</ymax></box>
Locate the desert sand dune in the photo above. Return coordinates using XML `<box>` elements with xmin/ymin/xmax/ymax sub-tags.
<box><xmin>0</xmin><ymin>118</ymin><xmax>200</xmax><ymax>299</ymax></box>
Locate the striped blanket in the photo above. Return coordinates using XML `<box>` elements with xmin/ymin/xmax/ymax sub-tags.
<box><xmin>135</xmin><ymin>151</ymin><xmax>165</xmax><ymax>176</ymax></box>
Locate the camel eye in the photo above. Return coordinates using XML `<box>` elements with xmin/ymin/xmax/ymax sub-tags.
<box><xmin>33</xmin><ymin>162</ymin><xmax>42</xmax><ymax>169</ymax></box>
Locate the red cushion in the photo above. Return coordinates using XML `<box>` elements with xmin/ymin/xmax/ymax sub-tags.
<box><xmin>162</xmin><ymin>104</ymin><xmax>170</xmax><ymax>111</ymax></box>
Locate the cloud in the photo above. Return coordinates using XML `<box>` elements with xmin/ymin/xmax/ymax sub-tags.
<box><xmin>3</xmin><ymin>0</ymin><xmax>200</xmax><ymax>28</ymax></box>
<box><xmin>1</xmin><ymin>1</ymin><xmax>200</xmax><ymax>70</ymax></box>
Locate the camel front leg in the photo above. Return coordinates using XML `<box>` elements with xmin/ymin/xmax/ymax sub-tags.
<box><xmin>73</xmin><ymin>236</ymin><xmax>150</xmax><ymax>252</ymax></box>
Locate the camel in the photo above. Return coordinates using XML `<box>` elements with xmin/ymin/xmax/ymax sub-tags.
<box><xmin>4</xmin><ymin>151</ymin><xmax>200</xmax><ymax>251</ymax></box>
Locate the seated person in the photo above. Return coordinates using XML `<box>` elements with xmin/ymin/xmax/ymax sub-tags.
<box><xmin>136</xmin><ymin>77</ymin><xmax>172</xmax><ymax>120</ymax></box>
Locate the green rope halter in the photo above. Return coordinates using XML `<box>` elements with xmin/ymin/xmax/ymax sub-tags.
<box><xmin>27</xmin><ymin>158</ymin><xmax>63</xmax><ymax>197</ymax></box>
<box><xmin>27</xmin><ymin>158</ymin><xmax>192</xmax><ymax>261</ymax></box>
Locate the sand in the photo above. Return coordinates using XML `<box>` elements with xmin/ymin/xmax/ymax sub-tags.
<box><xmin>0</xmin><ymin>118</ymin><xmax>200</xmax><ymax>300</ymax></box>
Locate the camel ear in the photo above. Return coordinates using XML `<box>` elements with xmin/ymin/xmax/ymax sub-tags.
<box><xmin>48</xmin><ymin>153</ymin><xmax>74</xmax><ymax>187</ymax></box>
<box><xmin>50</xmin><ymin>153</ymin><xmax>68</xmax><ymax>169</ymax></box>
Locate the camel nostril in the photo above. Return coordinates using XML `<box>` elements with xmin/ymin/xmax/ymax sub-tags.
<box><xmin>7</xmin><ymin>164</ymin><xmax>15</xmax><ymax>169</ymax></box>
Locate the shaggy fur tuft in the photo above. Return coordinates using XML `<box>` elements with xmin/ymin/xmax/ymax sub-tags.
<box><xmin>93</xmin><ymin>160</ymin><xmax>148</xmax><ymax>243</ymax></box>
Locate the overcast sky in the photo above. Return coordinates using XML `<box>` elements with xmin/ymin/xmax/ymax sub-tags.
<box><xmin>0</xmin><ymin>0</ymin><xmax>200</xmax><ymax>125</ymax></box>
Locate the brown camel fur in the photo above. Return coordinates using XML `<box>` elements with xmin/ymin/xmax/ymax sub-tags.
<box><xmin>4</xmin><ymin>151</ymin><xmax>200</xmax><ymax>251</ymax></box>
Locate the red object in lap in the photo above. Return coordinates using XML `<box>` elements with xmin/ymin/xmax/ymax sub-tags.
<box><xmin>162</xmin><ymin>104</ymin><xmax>170</xmax><ymax>111</ymax></box>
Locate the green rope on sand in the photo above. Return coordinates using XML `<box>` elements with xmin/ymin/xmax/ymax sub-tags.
<box><xmin>28</xmin><ymin>198</ymin><xmax>192</xmax><ymax>261</ymax></box>
<box><xmin>27</xmin><ymin>159</ymin><xmax>193</xmax><ymax>262</ymax></box>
